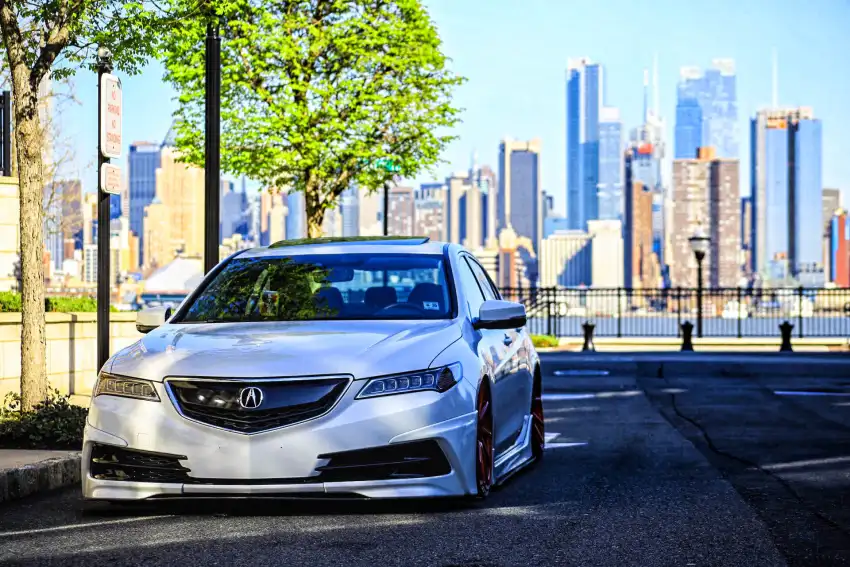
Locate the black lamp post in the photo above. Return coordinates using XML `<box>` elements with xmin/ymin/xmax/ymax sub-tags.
<box><xmin>688</xmin><ymin>227</ymin><xmax>710</xmax><ymax>338</ymax></box>
<box><xmin>203</xmin><ymin>20</ymin><xmax>221</xmax><ymax>274</ymax></box>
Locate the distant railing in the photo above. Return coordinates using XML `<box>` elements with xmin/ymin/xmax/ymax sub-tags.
<box><xmin>498</xmin><ymin>287</ymin><xmax>850</xmax><ymax>339</ymax></box>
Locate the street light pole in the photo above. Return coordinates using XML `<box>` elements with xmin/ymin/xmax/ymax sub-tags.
<box><xmin>203</xmin><ymin>21</ymin><xmax>221</xmax><ymax>274</ymax></box>
<box><xmin>688</xmin><ymin>227</ymin><xmax>710</xmax><ymax>339</ymax></box>
<box><xmin>382</xmin><ymin>181</ymin><xmax>390</xmax><ymax>236</ymax></box>
<box><xmin>96</xmin><ymin>47</ymin><xmax>113</xmax><ymax>372</ymax></box>
<box><xmin>695</xmin><ymin>250</ymin><xmax>705</xmax><ymax>338</ymax></box>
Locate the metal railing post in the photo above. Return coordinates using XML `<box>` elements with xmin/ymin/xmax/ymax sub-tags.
<box><xmin>797</xmin><ymin>286</ymin><xmax>804</xmax><ymax>339</ymax></box>
<box><xmin>737</xmin><ymin>286</ymin><xmax>743</xmax><ymax>339</ymax></box>
<box><xmin>617</xmin><ymin>287</ymin><xmax>622</xmax><ymax>338</ymax></box>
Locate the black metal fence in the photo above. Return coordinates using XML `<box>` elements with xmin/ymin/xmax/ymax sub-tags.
<box><xmin>498</xmin><ymin>287</ymin><xmax>850</xmax><ymax>339</ymax></box>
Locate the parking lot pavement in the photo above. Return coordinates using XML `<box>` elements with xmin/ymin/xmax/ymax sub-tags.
<box><xmin>1</xmin><ymin>356</ymin><xmax>848</xmax><ymax>566</ymax></box>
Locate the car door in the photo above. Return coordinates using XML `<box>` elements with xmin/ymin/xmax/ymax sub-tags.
<box><xmin>455</xmin><ymin>255</ymin><xmax>515</xmax><ymax>455</ymax></box>
<box><xmin>465</xmin><ymin>257</ymin><xmax>530</xmax><ymax>450</ymax></box>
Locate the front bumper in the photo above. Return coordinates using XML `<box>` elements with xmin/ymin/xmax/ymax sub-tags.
<box><xmin>82</xmin><ymin>376</ymin><xmax>478</xmax><ymax>500</ymax></box>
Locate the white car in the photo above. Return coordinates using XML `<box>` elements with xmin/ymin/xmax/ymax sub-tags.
<box><xmin>83</xmin><ymin>237</ymin><xmax>544</xmax><ymax>501</ymax></box>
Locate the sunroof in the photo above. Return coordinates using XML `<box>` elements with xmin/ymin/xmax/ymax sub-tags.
<box><xmin>268</xmin><ymin>236</ymin><xmax>430</xmax><ymax>248</ymax></box>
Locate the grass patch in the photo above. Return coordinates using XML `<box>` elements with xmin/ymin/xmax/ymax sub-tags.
<box><xmin>530</xmin><ymin>334</ymin><xmax>559</xmax><ymax>348</ymax></box>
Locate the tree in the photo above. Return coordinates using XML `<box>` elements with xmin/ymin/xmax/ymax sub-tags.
<box><xmin>161</xmin><ymin>0</ymin><xmax>463</xmax><ymax>237</ymax></box>
<box><xmin>0</xmin><ymin>1</ymin><xmax>179</xmax><ymax>410</ymax></box>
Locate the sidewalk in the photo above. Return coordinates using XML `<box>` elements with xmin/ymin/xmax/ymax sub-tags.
<box><xmin>0</xmin><ymin>450</ymin><xmax>81</xmax><ymax>504</ymax></box>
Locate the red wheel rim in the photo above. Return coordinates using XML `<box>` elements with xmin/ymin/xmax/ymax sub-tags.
<box><xmin>531</xmin><ymin>373</ymin><xmax>545</xmax><ymax>459</ymax></box>
<box><xmin>476</xmin><ymin>384</ymin><xmax>493</xmax><ymax>495</ymax></box>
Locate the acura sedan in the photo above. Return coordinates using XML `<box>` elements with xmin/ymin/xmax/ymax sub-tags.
<box><xmin>83</xmin><ymin>237</ymin><xmax>544</xmax><ymax>501</ymax></box>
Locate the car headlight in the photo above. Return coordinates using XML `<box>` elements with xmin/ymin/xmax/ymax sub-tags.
<box><xmin>356</xmin><ymin>363</ymin><xmax>462</xmax><ymax>399</ymax></box>
<box><xmin>95</xmin><ymin>373</ymin><xmax>160</xmax><ymax>402</ymax></box>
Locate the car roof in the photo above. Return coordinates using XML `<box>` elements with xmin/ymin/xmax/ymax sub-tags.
<box><xmin>237</xmin><ymin>236</ymin><xmax>454</xmax><ymax>259</ymax></box>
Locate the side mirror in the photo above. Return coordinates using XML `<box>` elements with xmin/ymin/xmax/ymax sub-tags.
<box><xmin>473</xmin><ymin>300</ymin><xmax>527</xmax><ymax>330</ymax></box>
<box><xmin>136</xmin><ymin>306</ymin><xmax>172</xmax><ymax>334</ymax></box>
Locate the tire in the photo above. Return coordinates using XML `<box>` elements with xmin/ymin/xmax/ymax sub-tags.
<box><xmin>530</xmin><ymin>368</ymin><xmax>545</xmax><ymax>462</ymax></box>
<box><xmin>474</xmin><ymin>380</ymin><xmax>494</xmax><ymax>498</ymax></box>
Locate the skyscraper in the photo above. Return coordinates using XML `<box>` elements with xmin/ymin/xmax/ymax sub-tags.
<box><xmin>566</xmin><ymin>58</ymin><xmax>622</xmax><ymax>229</ymax></box>
<box><xmin>415</xmin><ymin>184</ymin><xmax>446</xmax><ymax>242</ymax></box>
<box><xmin>829</xmin><ymin>210</ymin><xmax>848</xmax><ymax>286</ymax></box>
<box><xmin>671</xmin><ymin>148</ymin><xmax>740</xmax><ymax>288</ymax></box>
<box><xmin>445</xmin><ymin>172</ymin><xmax>468</xmax><ymax>244</ymax></box>
<box><xmin>128</xmin><ymin>141</ymin><xmax>162</xmax><ymax>266</ymax></box>
<box><xmin>675</xmin><ymin>60</ymin><xmax>738</xmax><ymax>159</ymax></box>
<box><xmin>387</xmin><ymin>186</ymin><xmax>415</xmax><ymax>236</ymax></box>
<box><xmin>631</xmin><ymin>65</ymin><xmax>668</xmax><ymax>281</ymax></box>
<box><xmin>623</xmin><ymin>149</ymin><xmax>659</xmax><ymax>290</ymax></box>
<box><xmin>598</xmin><ymin>108</ymin><xmax>623</xmax><ymax>221</ymax></box>
<box><xmin>285</xmin><ymin>191</ymin><xmax>305</xmax><ymax>239</ymax></box>
<box><xmin>341</xmin><ymin>185</ymin><xmax>359</xmax><ymax>237</ymax></box>
<box><xmin>750</xmin><ymin>107</ymin><xmax>823</xmax><ymax>285</ymax></box>
<box><xmin>498</xmin><ymin>138</ymin><xmax>542</xmax><ymax>255</ymax></box>
<box><xmin>142</xmin><ymin>146</ymin><xmax>205</xmax><ymax>272</ymax></box>
<box><xmin>709</xmin><ymin>159</ymin><xmax>741</xmax><ymax>288</ymax></box>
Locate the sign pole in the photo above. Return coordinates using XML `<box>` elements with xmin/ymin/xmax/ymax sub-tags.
<box><xmin>96</xmin><ymin>47</ymin><xmax>114</xmax><ymax>371</ymax></box>
<box><xmin>382</xmin><ymin>181</ymin><xmax>389</xmax><ymax>236</ymax></box>
<box><xmin>204</xmin><ymin>21</ymin><xmax>221</xmax><ymax>274</ymax></box>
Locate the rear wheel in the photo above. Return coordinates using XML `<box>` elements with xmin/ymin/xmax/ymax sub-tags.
<box><xmin>531</xmin><ymin>369</ymin><xmax>545</xmax><ymax>461</ymax></box>
<box><xmin>475</xmin><ymin>381</ymin><xmax>494</xmax><ymax>497</ymax></box>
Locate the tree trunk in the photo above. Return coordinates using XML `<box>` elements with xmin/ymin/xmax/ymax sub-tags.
<box><xmin>11</xmin><ymin>76</ymin><xmax>47</xmax><ymax>410</ymax></box>
<box><xmin>306</xmin><ymin>205</ymin><xmax>324</xmax><ymax>238</ymax></box>
<box><xmin>303</xmin><ymin>181</ymin><xmax>324</xmax><ymax>238</ymax></box>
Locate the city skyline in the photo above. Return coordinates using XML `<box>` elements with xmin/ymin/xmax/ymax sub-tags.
<box><xmin>53</xmin><ymin>0</ymin><xmax>850</xmax><ymax>216</ymax></box>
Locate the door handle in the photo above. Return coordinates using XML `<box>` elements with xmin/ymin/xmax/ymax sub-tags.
<box><xmin>503</xmin><ymin>334</ymin><xmax>512</xmax><ymax>346</ymax></box>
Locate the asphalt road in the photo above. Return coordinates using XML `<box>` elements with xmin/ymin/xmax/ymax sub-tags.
<box><xmin>2</xmin><ymin>354</ymin><xmax>849</xmax><ymax>566</ymax></box>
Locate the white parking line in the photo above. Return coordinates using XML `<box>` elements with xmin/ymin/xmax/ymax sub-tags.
<box><xmin>553</xmin><ymin>370</ymin><xmax>610</xmax><ymax>377</ymax></box>
<box><xmin>0</xmin><ymin>516</ymin><xmax>173</xmax><ymax>538</ymax></box>
<box><xmin>543</xmin><ymin>432</ymin><xmax>588</xmax><ymax>450</ymax></box>
<box><xmin>545</xmin><ymin>442</ymin><xmax>588</xmax><ymax>450</ymax></box>
<box><xmin>774</xmin><ymin>390</ymin><xmax>850</xmax><ymax>397</ymax></box>
<box><xmin>542</xmin><ymin>393</ymin><xmax>595</xmax><ymax>401</ymax></box>
<box><xmin>542</xmin><ymin>390</ymin><xmax>642</xmax><ymax>401</ymax></box>
<box><xmin>761</xmin><ymin>455</ymin><xmax>850</xmax><ymax>471</ymax></box>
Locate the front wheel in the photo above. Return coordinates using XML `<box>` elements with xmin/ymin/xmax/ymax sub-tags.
<box><xmin>474</xmin><ymin>381</ymin><xmax>494</xmax><ymax>498</ymax></box>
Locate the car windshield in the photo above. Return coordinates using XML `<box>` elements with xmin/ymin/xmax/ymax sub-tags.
<box><xmin>178</xmin><ymin>253</ymin><xmax>452</xmax><ymax>322</ymax></box>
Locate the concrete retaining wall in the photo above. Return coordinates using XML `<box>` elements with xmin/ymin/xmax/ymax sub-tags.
<box><xmin>0</xmin><ymin>312</ymin><xmax>142</xmax><ymax>398</ymax></box>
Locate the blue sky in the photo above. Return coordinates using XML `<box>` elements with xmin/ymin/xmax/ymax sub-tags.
<box><xmin>61</xmin><ymin>0</ymin><xmax>850</xmax><ymax>213</ymax></box>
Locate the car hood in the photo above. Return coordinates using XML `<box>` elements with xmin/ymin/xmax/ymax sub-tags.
<box><xmin>109</xmin><ymin>319</ymin><xmax>462</xmax><ymax>382</ymax></box>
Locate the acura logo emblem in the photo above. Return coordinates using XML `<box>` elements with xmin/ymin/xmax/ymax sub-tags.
<box><xmin>238</xmin><ymin>387</ymin><xmax>264</xmax><ymax>409</ymax></box>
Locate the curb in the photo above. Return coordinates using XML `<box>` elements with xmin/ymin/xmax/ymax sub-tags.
<box><xmin>0</xmin><ymin>454</ymin><xmax>81</xmax><ymax>504</ymax></box>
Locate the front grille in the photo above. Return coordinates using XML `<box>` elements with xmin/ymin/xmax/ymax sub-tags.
<box><xmin>315</xmin><ymin>440</ymin><xmax>452</xmax><ymax>482</ymax></box>
<box><xmin>166</xmin><ymin>377</ymin><xmax>350</xmax><ymax>434</ymax></box>
<box><xmin>90</xmin><ymin>444</ymin><xmax>192</xmax><ymax>483</ymax></box>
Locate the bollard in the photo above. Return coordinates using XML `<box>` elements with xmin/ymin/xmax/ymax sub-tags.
<box><xmin>680</xmin><ymin>321</ymin><xmax>694</xmax><ymax>351</ymax></box>
<box><xmin>779</xmin><ymin>321</ymin><xmax>794</xmax><ymax>352</ymax></box>
<box><xmin>581</xmin><ymin>321</ymin><xmax>596</xmax><ymax>352</ymax></box>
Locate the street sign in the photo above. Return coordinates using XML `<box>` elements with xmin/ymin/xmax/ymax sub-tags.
<box><xmin>100</xmin><ymin>163</ymin><xmax>121</xmax><ymax>195</ymax></box>
<box><xmin>360</xmin><ymin>158</ymin><xmax>401</xmax><ymax>173</ymax></box>
<box><xmin>100</xmin><ymin>73</ymin><xmax>122</xmax><ymax>158</ymax></box>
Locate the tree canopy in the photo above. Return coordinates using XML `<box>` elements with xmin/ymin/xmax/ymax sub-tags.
<box><xmin>161</xmin><ymin>0</ymin><xmax>464</xmax><ymax>236</ymax></box>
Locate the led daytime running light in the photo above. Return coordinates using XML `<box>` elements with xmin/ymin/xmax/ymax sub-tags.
<box><xmin>357</xmin><ymin>364</ymin><xmax>461</xmax><ymax>399</ymax></box>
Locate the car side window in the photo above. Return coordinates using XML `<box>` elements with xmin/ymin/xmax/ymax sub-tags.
<box><xmin>456</xmin><ymin>256</ymin><xmax>486</xmax><ymax>316</ymax></box>
<box><xmin>465</xmin><ymin>257</ymin><xmax>497</xmax><ymax>301</ymax></box>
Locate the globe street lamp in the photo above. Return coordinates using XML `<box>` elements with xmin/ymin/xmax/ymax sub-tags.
<box><xmin>688</xmin><ymin>227</ymin><xmax>711</xmax><ymax>338</ymax></box>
